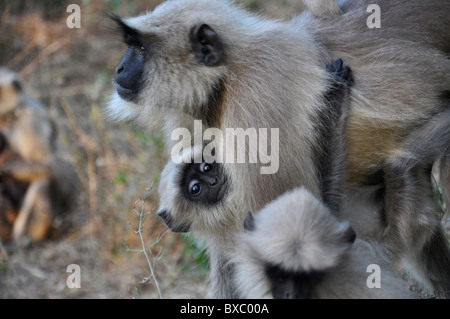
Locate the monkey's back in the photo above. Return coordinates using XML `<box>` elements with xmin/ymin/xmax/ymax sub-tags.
<box><xmin>307</xmin><ymin>0</ymin><xmax>450</xmax><ymax>182</ymax></box>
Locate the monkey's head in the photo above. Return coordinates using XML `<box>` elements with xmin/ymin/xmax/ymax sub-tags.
<box><xmin>156</xmin><ymin>146</ymin><xmax>239</xmax><ymax>239</ymax></box>
<box><xmin>107</xmin><ymin>0</ymin><xmax>244</xmax><ymax>125</ymax></box>
<box><xmin>0</xmin><ymin>68</ymin><xmax>23</xmax><ymax>115</ymax></box>
<box><xmin>233</xmin><ymin>187</ymin><xmax>356</xmax><ymax>298</ymax></box>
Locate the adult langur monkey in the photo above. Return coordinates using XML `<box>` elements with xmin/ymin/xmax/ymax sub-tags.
<box><xmin>0</xmin><ymin>68</ymin><xmax>79</xmax><ymax>240</ymax></box>
<box><xmin>232</xmin><ymin>187</ymin><xmax>418</xmax><ymax>299</ymax></box>
<box><xmin>107</xmin><ymin>0</ymin><xmax>450</xmax><ymax>297</ymax></box>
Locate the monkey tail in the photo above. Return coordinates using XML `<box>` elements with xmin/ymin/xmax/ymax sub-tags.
<box><xmin>420</xmin><ymin>228</ymin><xmax>450</xmax><ymax>298</ymax></box>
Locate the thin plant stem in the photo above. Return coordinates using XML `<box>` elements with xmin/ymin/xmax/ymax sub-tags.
<box><xmin>126</xmin><ymin>185</ymin><xmax>164</xmax><ymax>299</ymax></box>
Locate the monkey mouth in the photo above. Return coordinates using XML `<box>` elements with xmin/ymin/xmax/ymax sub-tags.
<box><xmin>156</xmin><ymin>209</ymin><xmax>191</xmax><ymax>233</ymax></box>
<box><xmin>215</xmin><ymin>183</ymin><xmax>227</xmax><ymax>202</ymax></box>
<box><xmin>116</xmin><ymin>84</ymin><xmax>139</xmax><ymax>102</ymax></box>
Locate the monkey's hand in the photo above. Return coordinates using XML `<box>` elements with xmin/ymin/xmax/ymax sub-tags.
<box><xmin>326</xmin><ymin>58</ymin><xmax>353</xmax><ymax>87</ymax></box>
<box><xmin>323</xmin><ymin>58</ymin><xmax>353</xmax><ymax>120</ymax></box>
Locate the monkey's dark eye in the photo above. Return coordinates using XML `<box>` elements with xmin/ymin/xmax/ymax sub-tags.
<box><xmin>188</xmin><ymin>180</ymin><xmax>202</xmax><ymax>196</ymax></box>
<box><xmin>140</xmin><ymin>46</ymin><xmax>145</xmax><ymax>55</ymax></box>
<box><xmin>200</xmin><ymin>162</ymin><xmax>214</xmax><ymax>173</ymax></box>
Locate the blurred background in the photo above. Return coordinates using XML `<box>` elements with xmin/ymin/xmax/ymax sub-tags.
<box><xmin>0</xmin><ymin>0</ymin><xmax>307</xmax><ymax>299</ymax></box>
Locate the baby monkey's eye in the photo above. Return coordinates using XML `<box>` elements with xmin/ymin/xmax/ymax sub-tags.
<box><xmin>200</xmin><ymin>162</ymin><xmax>214</xmax><ymax>173</ymax></box>
<box><xmin>188</xmin><ymin>180</ymin><xmax>202</xmax><ymax>196</ymax></box>
<box><xmin>140</xmin><ymin>46</ymin><xmax>146</xmax><ymax>55</ymax></box>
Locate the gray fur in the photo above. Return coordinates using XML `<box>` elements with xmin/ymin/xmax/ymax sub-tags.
<box><xmin>316</xmin><ymin>59</ymin><xmax>352</xmax><ymax>213</ymax></box>
<box><xmin>108</xmin><ymin>0</ymin><xmax>450</xmax><ymax>297</ymax></box>
<box><xmin>303</xmin><ymin>0</ymin><xmax>341</xmax><ymax>18</ymax></box>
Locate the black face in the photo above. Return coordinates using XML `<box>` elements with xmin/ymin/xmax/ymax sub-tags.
<box><xmin>110</xmin><ymin>12</ymin><xmax>225</xmax><ymax>103</ymax></box>
<box><xmin>156</xmin><ymin>161</ymin><xmax>227</xmax><ymax>233</ymax></box>
<box><xmin>110</xmin><ymin>15</ymin><xmax>147</xmax><ymax>102</ymax></box>
<box><xmin>115</xmin><ymin>47</ymin><xmax>145</xmax><ymax>101</ymax></box>
<box><xmin>265</xmin><ymin>264</ymin><xmax>325</xmax><ymax>299</ymax></box>
<box><xmin>181</xmin><ymin>161</ymin><xmax>227</xmax><ymax>205</ymax></box>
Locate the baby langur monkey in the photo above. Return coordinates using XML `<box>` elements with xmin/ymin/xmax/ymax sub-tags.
<box><xmin>233</xmin><ymin>187</ymin><xmax>418</xmax><ymax>299</ymax></box>
<box><xmin>156</xmin><ymin>148</ymin><xmax>234</xmax><ymax>240</ymax></box>
<box><xmin>157</xmin><ymin>145</ymin><xmax>239</xmax><ymax>298</ymax></box>
<box><xmin>157</xmin><ymin>155</ymin><xmax>230</xmax><ymax>235</ymax></box>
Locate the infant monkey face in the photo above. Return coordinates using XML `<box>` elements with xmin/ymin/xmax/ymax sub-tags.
<box><xmin>157</xmin><ymin>159</ymin><xmax>229</xmax><ymax>234</ymax></box>
<box><xmin>181</xmin><ymin>162</ymin><xmax>227</xmax><ymax>205</ymax></box>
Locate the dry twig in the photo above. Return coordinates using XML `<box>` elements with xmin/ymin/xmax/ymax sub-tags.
<box><xmin>124</xmin><ymin>186</ymin><xmax>167</xmax><ymax>299</ymax></box>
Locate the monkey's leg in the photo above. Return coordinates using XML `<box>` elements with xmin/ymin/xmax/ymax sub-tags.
<box><xmin>0</xmin><ymin>194</ymin><xmax>16</xmax><ymax>239</ymax></box>
<box><xmin>0</xmin><ymin>160</ymin><xmax>51</xmax><ymax>183</ymax></box>
<box><xmin>383</xmin><ymin>110</ymin><xmax>450</xmax><ymax>297</ymax></box>
<box><xmin>384</xmin><ymin>162</ymin><xmax>450</xmax><ymax>296</ymax></box>
<box><xmin>12</xmin><ymin>179</ymin><xmax>53</xmax><ymax>240</ymax></box>
<box><xmin>318</xmin><ymin>59</ymin><xmax>353</xmax><ymax>213</ymax></box>
<box><xmin>324</xmin><ymin>58</ymin><xmax>353</xmax><ymax>117</ymax></box>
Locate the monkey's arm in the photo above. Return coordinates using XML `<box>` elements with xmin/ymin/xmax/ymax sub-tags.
<box><xmin>324</xmin><ymin>58</ymin><xmax>353</xmax><ymax>117</ymax></box>
<box><xmin>316</xmin><ymin>59</ymin><xmax>353</xmax><ymax>213</ymax></box>
<box><xmin>0</xmin><ymin>160</ymin><xmax>52</xmax><ymax>183</ymax></box>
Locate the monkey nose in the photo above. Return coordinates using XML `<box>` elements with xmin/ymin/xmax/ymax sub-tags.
<box><xmin>155</xmin><ymin>209</ymin><xmax>165</xmax><ymax>217</ymax></box>
<box><xmin>202</xmin><ymin>175</ymin><xmax>218</xmax><ymax>186</ymax></box>
<box><xmin>116</xmin><ymin>65</ymin><xmax>125</xmax><ymax>75</ymax></box>
<box><xmin>207</xmin><ymin>176</ymin><xmax>218</xmax><ymax>186</ymax></box>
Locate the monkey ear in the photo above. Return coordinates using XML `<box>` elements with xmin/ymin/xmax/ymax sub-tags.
<box><xmin>340</xmin><ymin>221</ymin><xmax>356</xmax><ymax>245</ymax></box>
<box><xmin>243</xmin><ymin>211</ymin><xmax>255</xmax><ymax>232</ymax></box>
<box><xmin>106</xmin><ymin>13</ymin><xmax>142</xmax><ymax>47</ymax></box>
<box><xmin>190</xmin><ymin>24</ymin><xmax>224</xmax><ymax>66</ymax></box>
